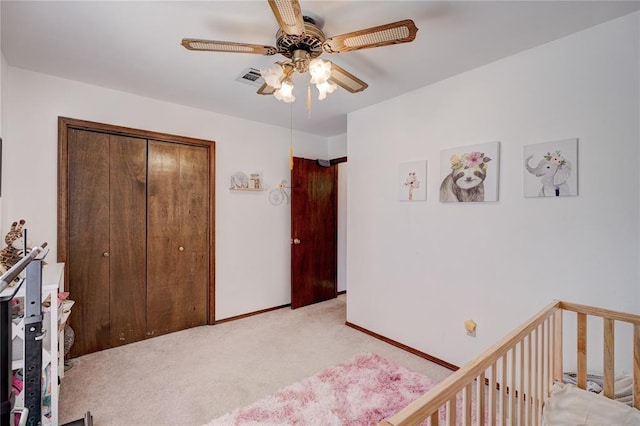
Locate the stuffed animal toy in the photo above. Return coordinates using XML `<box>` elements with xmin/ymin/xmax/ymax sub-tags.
<box><xmin>1</xmin><ymin>219</ymin><xmax>26</xmax><ymax>271</ymax></box>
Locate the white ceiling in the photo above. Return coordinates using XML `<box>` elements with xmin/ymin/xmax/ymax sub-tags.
<box><xmin>2</xmin><ymin>1</ymin><xmax>639</xmax><ymax>137</ymax></box>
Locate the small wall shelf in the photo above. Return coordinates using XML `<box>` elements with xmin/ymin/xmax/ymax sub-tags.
<box><xmin>230</xmin><ymin>171</ymin><xmax>264</xmax><ymax>191</ymax></box>
<box><xmin>229</xmin><ymin>187</ymin><xmax>265</xmax><ymax>192</ymax></box>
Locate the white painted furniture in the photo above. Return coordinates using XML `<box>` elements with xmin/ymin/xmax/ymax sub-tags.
<box><xmin>6</xmin><ymin>262</ymin><xmax>66</xmax><ymax>425</ymax></box>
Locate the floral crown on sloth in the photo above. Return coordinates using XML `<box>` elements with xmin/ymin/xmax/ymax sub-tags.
<box><xmin>449</xmin><ymin>152</ymin><xmax>492</xmax><ymax>171</ymax></box>
<box><xmin>543</xmin><ymin>150</ymin><xmax>567</xmax><ymax>166</ymax></box>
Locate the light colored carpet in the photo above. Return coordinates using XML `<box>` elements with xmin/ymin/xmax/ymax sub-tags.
<box><xmin>59</xmin><ymin>295</ymin><xmax>452</xmax><ymax>425</ymax></box>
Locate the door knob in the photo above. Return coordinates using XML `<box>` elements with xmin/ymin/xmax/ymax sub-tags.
<box><xmin>292</xmin><ymin>238</ymin><xmax>301</xmax><ymax>245</ymax></box>
<box><xmin>178</xmin><ymin>246</ymin><xmax>184</xmax><ymax>252</ymax></box>
<box><xmin>103</xmin><ymin>252</ymin><xmax>110</xmax><ymax>257</ymax></box>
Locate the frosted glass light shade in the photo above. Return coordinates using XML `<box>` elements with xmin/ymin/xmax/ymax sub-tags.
<box><xmin>261</xmin><ymin>64</ymin><xmax>284</xmax><ymax>88</ymax></box>
<box><xmin>274</xmin><ymin>79</ymin><xmax>295</xmax><ymax>102</ymax></box>
<box><xmin>308</xmin><ymin>58</ymin><xmax>332</xmax><ymax>85</ymax></box>
<box><xmin>316</xmin><ymin>80</ymin><xmax>337</xmax><ymax>100</ymax></box>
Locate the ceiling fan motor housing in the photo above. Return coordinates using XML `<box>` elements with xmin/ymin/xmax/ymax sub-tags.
<box><xmin>276</xmin><ymin>16</ymin><xmax>325</xmax><ymax>60</ymax></box>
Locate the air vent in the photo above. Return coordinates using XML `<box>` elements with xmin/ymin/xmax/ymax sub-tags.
<box><xmin>236</xmin><ymin>68</ymin><xmax>264</xmax><ymax>87</ymax></box>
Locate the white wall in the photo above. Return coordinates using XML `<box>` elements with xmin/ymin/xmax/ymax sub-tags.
<box><xmin>328</xmin><ymin>133</ymin><xmax>347</xmax><ymax>159</ymax></box>
<box><xmin>337</xmin><ymin>163</ymin><xmax>348</xmax><ymax>292</ymax></box>
<box><xmin>347</xmin><ymin>12</ymin><xmax>640</xmax><ymax>369</ymax></box>
<box><xmin>0</xmin><ymin>52</ymin><xmax>7</xmax><ymax>219</ymax></box>
<box><xmin>2</xmin><ymin>66</ymin><xmax>328</xmax><ymax>320</ymax></box>
<box><xmin>329</xmin><ymin>133</ymin><xmax>349</xmax><ymax>293</ymax></box>
<box><xmin>1</xmin><ymin>54</ymin><xmax>5</xmax><ymax>136</ymax></box>
<box><xmin>0</xmin><ymin>2</ymin><xmax>2</xmax><ymax>137</ymax></box>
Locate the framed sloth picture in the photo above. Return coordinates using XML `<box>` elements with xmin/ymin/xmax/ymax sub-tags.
<box><xmin>439</xmin><ymin>141</ymin><xmax>500</xmax><ymax>203</ymax></box>
<box><xmin>524</xmin><ymin>138</ymin><xmax>578</xmax><ymax>198</ymax></box>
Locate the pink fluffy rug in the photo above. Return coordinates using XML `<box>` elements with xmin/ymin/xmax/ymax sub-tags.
<box><xmin>205</xmin><ymin>353</ymin><xmax>441</xmax><ymax>425</ymax></box>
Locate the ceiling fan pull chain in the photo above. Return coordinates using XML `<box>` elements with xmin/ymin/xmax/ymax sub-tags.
<box><xmin>289</xmin><ymin>102</ymin><xmax>294</xmax><ymax>171</ymax></box>
<box><xmin>307</xmin><ymin>85</ymin><xmax>312</xmax><ymax>117</ymax></box>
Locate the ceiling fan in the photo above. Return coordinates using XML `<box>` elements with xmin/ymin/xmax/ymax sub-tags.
<box><xmin>182</xmin><ymin>0</ymin><xmax>418</xmax><ymax>103</ymax></box>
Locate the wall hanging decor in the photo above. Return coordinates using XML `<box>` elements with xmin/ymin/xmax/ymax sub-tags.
<box><xmin>524</xmin><ymin>138</ymin><xmax>578</xmax><ymax>197</ymax></box>
<box><xmin>439</xmin><ymin>141</ymin><xmax>500</xmax><ymax>202</ymax></box>
<box><xmin>269</xmin><ymin>180</ymin><xmax>290</xmax><ymax>206</ymax></box>
<box><xmin>399</xmin><ymin>160</ymin><xmax>427</xmax><ymax>201</ymax></box>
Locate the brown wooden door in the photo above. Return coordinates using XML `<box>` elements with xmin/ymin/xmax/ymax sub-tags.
<box><xmin>146</xmin><ymin>141</ymin><xmax>209</xmax><ymax>336</ymax></box>
<box><xmin>108</xmin><ymin>136</ymin><xmax>147</xmax><ymax>347</ymax></box>
<box><xmin>68</xmin><ymin>130</ymin><xmax>147</xmax><ymax>357</ymax></box>
<box><xmin>291</xmin><ymin>157</ymin><xmax>338</xmax><ymax>309</ymax></box>
<box><xmin>68</xmin><ymin>129</ymin><xmax>111</xmax><ymax>357</ymax></box>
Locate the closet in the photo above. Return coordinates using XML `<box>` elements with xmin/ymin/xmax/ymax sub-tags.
<box><xmin>58</xmin><ymin>118</ymin><xmax>215</xmax><ymax>358</ymax></box>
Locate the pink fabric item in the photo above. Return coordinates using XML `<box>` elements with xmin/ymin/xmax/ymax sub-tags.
<box><xmin>206</xmin><ymin>353</ymin><xmax>470</xmax><ymax>426</ymax></box>
<box><xmin>12</xmin><ymin>375</ymin><xmax>23</xmax><ymax>394</ymax></box>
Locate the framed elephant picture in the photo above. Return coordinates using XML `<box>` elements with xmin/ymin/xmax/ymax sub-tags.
<box><xmin>524</xmin><ymin>138</ymin><xmax>578</xmax><ymax>197</ymax></box>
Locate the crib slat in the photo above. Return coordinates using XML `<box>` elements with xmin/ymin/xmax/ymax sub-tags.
<box><xmin>510</xmin><ymin>348</ymin><xmax>516</xmax><ymax>426</ymax></box>
<box><xmin>634</xmin><ymin>324</ymin><xmax>640</xmax><ymax>409</ymax></box>
<box><xmin>501</xmin><ymin>354</ymin><xmax>507</xmax><ymax>426</ymax></box>
<box><xmin>519</xmin><ymin>339</ymin><xmax>524</xmax><ymax>426</ymax></box>
<box><xmin>531</xmin><ymin>329</ymin><xmax>538</xmax><ymax>426</ymax></box>
<box><xmin>463</xmin><ymin>383</ymin><xmax>472</xmax><ymax>426</ymax></box>
<box><xmin>577</xmin><ymin>313</ymin><xmax>587</xmax><ymax>390</ymax></box>
<box><xmin>539</xmin><ymin>324</ymin><xmax>545</xmax><ymax>424</ymax></box>
<box><xmin>553</xmin><ymin>311</ymin><xmax>563</xmax><ymax>383</ymax></box>
<box><xmin>447</xmin><ymin>397</ymin><xmax>456</xmax><ymax>426</ymax></box>
<box><xmin>603</xmin><ymin>318</ymin><xmax>615</xmax><ymax>398</ymax></box>
<box><xmin>544</xmin><ymin>319</ymin><xmax>550</xmax><ymax>401</ymax></box>
<box><xmin>548</xmin><ymin>318</ymin><xmax>553</xmax><ymax>395</ymax></box>
<box><xmin>489</xmin><ymin>364</ymin><xmax>496</xmax><ymax>425</ymax></box>
<box><xmin>478</xmin><ymin>372</ymin><xmax>486</xmax><ymax>426</ymax></box>
<box><xmin>526</xmin><ymin>334</ymin><xmax>532</xmax><ymax>426</ymax></box>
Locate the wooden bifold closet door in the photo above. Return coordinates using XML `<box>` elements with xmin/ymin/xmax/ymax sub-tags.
<box><xmin>61</xmin><ymin>119</ymin><xmax>214</xmax><ymax>358</ymax></box>
<box><xmin>68</xmin><ymin>130</ymin><xmax>147</xmax><ymax>355</ymax></box>
<box><xmin>147</xmin><ymin>141</ymin><xmax>208</xmax><ymax>336</ymax></box>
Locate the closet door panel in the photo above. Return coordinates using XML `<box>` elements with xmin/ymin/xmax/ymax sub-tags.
<box><xmin>109</xmin><ymin>135</ymin><xmax>147</xmax><ymax>347</ymax></box>
<box><xmin>176</xmin><ymin>144</ymin><xmax>209</xmax><ymax>325</ymax></box>
<box><xmin>68</xmin><ymin>129</ymin><xmax>111</xmax><ymax>357</ymax></box>
<box><xmin>147</xmin><ymin>141</ymin><xmax>208</xmax><ymax>336</ymax></box>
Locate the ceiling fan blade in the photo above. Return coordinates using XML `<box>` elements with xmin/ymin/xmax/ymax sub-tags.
<box><xmin>257</xmin><ymin>62</ymin><xmax>295</xmax><ymax>95</ymax></box>
<box><xmin>328</xmin><ymin>62</ymin><xmax>368</xmax><ymax>93</ymax></box>
<box><xmin>323</xmin><ymin>19</ymin><xmax>418</xmax><ymax>53</ymax></box>
<box><xmin>257</xmin><ymin>83</ymin><xmax>277</xmax><ymax>95</ymax></box>
<box><xmin>268</xmin><ymin>0</ymin><xmax>305</xmax><ymax>36</ymax></box>
<box><xmin>182</xmin><ymin>39</ymin><xmax>278</xmax><ymax>56</ymax></box>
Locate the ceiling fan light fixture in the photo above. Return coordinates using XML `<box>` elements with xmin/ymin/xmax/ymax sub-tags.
<box><xmin>308</xmin><ymin>58</ymin><xmax>332</xmax><ymax>85</ymax></box>
<box><xmin>316</xmin><ymin>80</ymin><xmax>337</xmax><ymax>101</ymax></box>
<box><xmin>274</xmin><ymin>78</ymin><xmax>295</xmax><ymax>103</ymax></box>
<box><xmin>261</xmin><ymin>63</ymin><xmax>285</xmax><ymax>89</ymax></box>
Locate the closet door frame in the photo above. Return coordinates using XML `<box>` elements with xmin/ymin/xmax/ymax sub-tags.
<box><xmin>57</xmin><ymin>116</ymin><xmax>216</xmax><ymax>324</ymax></box>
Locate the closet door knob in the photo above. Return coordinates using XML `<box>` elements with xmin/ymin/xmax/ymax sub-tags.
<box><xmin>178</xmin><ymin>246</ymin><xmax>184</xmax><ymax>252</ymax></box>
<box><xmin>103</xmin><ymin>252</ymin><xmax>110</xmax><ymax>257</ymax></box>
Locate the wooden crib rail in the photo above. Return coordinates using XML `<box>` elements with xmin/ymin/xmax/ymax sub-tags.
<box><xmin>558</xmin><ymin>301</ymin><xmax>640</xmax><ymax>409</ymax></box>
<box><xmin>381</xmin><ymin>300</ymin><xmax>640</xmax><ymax>426</ymax></box>
<box><xmin>381</xmin><ymin>300</ymin><xmax>561</xmax><ymax>426</ymax></box>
